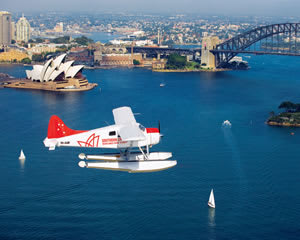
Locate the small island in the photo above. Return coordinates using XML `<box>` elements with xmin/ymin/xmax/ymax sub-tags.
<box><xmin>267</xmin><ymin>101</ymin><xmax>300</xmax><ymax>127</ymax></box>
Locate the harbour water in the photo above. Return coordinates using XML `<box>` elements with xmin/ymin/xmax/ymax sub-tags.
<box><xmin>1</xmin><ymin>55</ymin><xmax>300</xmax><ymax>239</ymax></box>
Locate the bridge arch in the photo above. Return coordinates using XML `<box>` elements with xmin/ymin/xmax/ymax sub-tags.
<box><xmin>213</xmin><ymin>23</ymin><xmax>300</xmax><ymax>67</ymax></box>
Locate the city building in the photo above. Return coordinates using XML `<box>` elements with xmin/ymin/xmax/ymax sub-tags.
<box><xmin>4</xmin><ymin>53</ymin><xmax>97</xmax><ymax>92</ymax></box>
<box><xmin>100</xmin><ymin>53</ymin><xmax>142</xmax><ymax>66</ymax></box>
<box><xmin>1</xmin><ymin>54</ymin><xmax>97</xmax><ymax>92</ymax></box>
<box><xmin>11</xmin><ymin>21</ymin><xmax>15</xmax><ymax>40</ymax></box>
<box><xmin>0</xmin><ymin>11</ymin><xmax>12</xmax><ymax>46</ymax></box>
<box><xmin>26</xmin><ymin>54</ymin><xmax>84</xmax><ymax>82</ymax></box>
<box><xmin>54</xmin><ymin>22</ymin><xmax>63</xmax><ymax>33</ymax></box>
<box><xmin>29</xmin><ymin>44</ymin><xmax>59</xmax><ymax>54</ymax></box>
<box><xmin>16</xmin><ymin>14</ymin><xmax>31</xmax><ymax>43</ymax></box>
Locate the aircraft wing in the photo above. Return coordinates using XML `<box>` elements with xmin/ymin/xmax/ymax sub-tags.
<box><xmin>113</xmin><ymin>107</ymin><xmax>145</xmax><ymax>141</ymax></box>
<box><xmin>118</xmin><ymin>125</ymin><xmax>146</xmax><ymax>141</ymax></box>
<box><xmin>113</xmin><ymin>107</ymin><xmax>136</xmax><ymax>125</ymax></box>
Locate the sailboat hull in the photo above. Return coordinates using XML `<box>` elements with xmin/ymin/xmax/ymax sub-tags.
<box><xmin>208</xmin><ymin>202</ymin><xmax>215</xmax><ymax>208</ymax></box>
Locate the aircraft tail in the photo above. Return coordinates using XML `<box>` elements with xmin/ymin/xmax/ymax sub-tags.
<box><xmin>47</xmin><ymin>115</ymin><xmax>86</xmax><ymax>139</ymax></box>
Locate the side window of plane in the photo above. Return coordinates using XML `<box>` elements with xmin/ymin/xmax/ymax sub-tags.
<box><xmin>139</xmin><ymin>124</ymin><xmax>145</xmax><ymax>131</ymax></box>
<box><xmin>109</xmin><ymin>131</ymin><xmax>116</xmax><ymax>136</ymax></box>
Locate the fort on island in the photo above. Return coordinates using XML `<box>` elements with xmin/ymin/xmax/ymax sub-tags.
<box><xmin>3</xmin><ymin>53</ymin><xmax>97</xmax><ymax>91</ymax></box>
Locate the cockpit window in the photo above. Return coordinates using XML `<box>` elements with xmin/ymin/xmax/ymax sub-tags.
<box><xmin>139</xmin><ymin>124</ymin><xmax>145</xmax><ymax>131</ymax></box>
<box><xmin>109</xmin><ymin>131</ymin><xmax>116</xmax><ymax>136</ymax></box>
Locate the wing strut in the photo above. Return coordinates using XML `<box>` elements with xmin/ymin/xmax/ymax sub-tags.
<box><xmin>138</xmin><ymin>146</ymin><xmax>149</xmax><ymax>160</ymax></box>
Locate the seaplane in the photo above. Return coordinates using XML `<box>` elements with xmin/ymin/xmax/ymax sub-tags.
<box><xmin>43</xmin><ymin>106</ymin><xmax>177</xmax><ymax>172</ymax></box>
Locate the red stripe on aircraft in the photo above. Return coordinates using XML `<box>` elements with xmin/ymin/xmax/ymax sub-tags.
<box><xmin>146</xmin><ymin>128</ymin><xmax>159</xmax><ymax>133</ymax></box>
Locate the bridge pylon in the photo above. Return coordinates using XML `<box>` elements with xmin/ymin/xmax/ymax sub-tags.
<box><xmin>201</xmin><ymin>36</ymin><xmax>220</xmax><ymax>69</ymax></box>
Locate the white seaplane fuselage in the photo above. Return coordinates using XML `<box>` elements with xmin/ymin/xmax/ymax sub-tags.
<box><xmin>43</xmin><ymin>106</ymin><xmax>177</xmax><ymax>172</ymax></box>
<box><xmin>44</xmin><ymin>124</ymin><xmax>160</xmax><ymax>150</ymax></box>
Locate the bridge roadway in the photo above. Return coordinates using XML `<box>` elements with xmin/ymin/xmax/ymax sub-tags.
<box><xmin>211</xmin><ymin>49</ymin><xmax>300</xmax><ymax>56</ymax></box>
<box><xmin>126</xmin><ymin>46</ymin><xmax>200</xmax><ymax>56</ymax></box>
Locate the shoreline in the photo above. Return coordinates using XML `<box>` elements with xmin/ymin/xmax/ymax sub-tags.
<box><xmin>266</xmin><ymin>121</ymin><xmax>300</xmax><ymax>127</ymax></box>
<box><xmin>153</xmin><ymin>68</ymin><xmax>231</xmax><ymax>72</ymax></box>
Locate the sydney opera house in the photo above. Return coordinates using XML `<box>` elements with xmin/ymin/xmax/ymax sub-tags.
<box><xmin>5</xmin><ymin>54</ymin><xmax>97</xmax><ymax>91</ymax></box>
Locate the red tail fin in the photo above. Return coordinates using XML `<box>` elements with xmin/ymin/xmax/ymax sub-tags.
<box><xmin>47</xmin><ymin>115</ymin><xmax>86</xmax><ymax>139</ymax></box>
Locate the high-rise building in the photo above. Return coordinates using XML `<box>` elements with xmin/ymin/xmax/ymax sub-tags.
<box><xmin>0</xmin><ymin>11</ymin><xmax>12</xmax><ymax>46</ymax></box>
<box><xmin>11</xmin><ymin>21</ymin><xmax>15</xmax><ymax>40</ymax></box>
<box><xmin>16</xmin><ymin>14</ymin><xmax>30</xmax><ymax>43</ymax></box>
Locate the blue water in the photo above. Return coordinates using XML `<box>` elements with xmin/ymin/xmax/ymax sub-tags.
<box><xmin>88</xmin><ymin>32</ymin><xmax>123</xmax><ymax>43</ymax></box>
<box><xmin>1</xmin><ymin>55</ymin><xmax>300</xmax><ymax>239</ymax></box>
<box><xmin>72</xmin><ymin>32</ymin><xmax>123</xmax><ymax>43</ymax></box>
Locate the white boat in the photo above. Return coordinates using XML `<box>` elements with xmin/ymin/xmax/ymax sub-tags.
<box><xmin>222</xmin><ymin>120</ymin><xmax>231</xmax><ymax>127</ymax></box>
<box><xmin>160</xmin><ymin>83</ymin><xmax>166</xmax><ymax>87</ymax></box>
<box><xmin>19</xmin><ymin>149</ymin><xmax>26</xmax><ymax>160</ymax></box>
<box><xmin>208</xmin><ymin>189</ymin><xmax>215</xmax><ymax>208</ymax></box>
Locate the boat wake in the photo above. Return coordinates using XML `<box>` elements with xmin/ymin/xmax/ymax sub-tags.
<box><xmin>222</xmin><ymin>124</ymin><xmax>248</xmax><ymax>206</ymax></box>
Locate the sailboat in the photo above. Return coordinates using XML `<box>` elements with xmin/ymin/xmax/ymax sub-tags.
<box><xmin>208</xmin><ymin>189</ymin><xmax>215</xmax><ymax>208</ymax></box>
<box><xmin>160</xmin><ymin>82</ymin><xmax>166</xmax><ymax>87</ymax></box>
<box><xmin>19</xmin><ymin>149</ymin><xmax>26</xmax><ymax>160</ymax></box>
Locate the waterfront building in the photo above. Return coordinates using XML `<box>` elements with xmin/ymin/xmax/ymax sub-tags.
<box><xmin>26</xmin><ymin>54</ymin><xmax>84</xmax><ymax>82</ymax></box>
<box><xmin>0</xmin><ymin>11</ymin><xmax>12</xmax><ymax>46</ymax></box>
<box><xmin>4</xmin><ymin>53</ymin><xmax>97</xmax><ymax>92</ymax></box>
<box><xmin>100</xmin><ymin>53</ymin><xmax>142</xmax><ymax>66</ymax></box>
<box><xmin>16</xmin><ymin>14</ymin><xmax>31</xmax><ymax>43</ymax></box>
<box><xmin>29</xmin><ymin>44</ymin><xmax>59</xmax><ymax>54</ymax></box>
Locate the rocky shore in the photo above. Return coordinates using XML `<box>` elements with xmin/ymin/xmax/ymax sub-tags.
<box><xmin>266</xmin><ymin>121</ymin><xmax>300</xmax><ymax>127</ymax></box>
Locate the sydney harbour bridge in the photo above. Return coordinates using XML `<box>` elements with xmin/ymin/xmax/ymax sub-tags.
<box><xmin>128</xmin><ymin>23</ymin><xmax>300</xmax><ymax>68</ymax></box>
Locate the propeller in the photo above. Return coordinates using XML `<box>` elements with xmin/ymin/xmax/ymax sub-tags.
<box><xmin>158</xmin><ymin>120</ymin><xmax>160</xmax><ymax>133</ymax></box>
<box><xmin>158</xmin><ymin>120</ymin><xmax>164</xmax><ymax>138</ymax></box>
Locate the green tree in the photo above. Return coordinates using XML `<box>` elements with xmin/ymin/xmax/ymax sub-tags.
<box><xmin>279</xmin><ymin>101</ymin><xmax>296</xmax><ymax>111</ymax></box>
<box><xmin>52</xmin><ymin>36</ymin><xmax>70</xmax><ymax>44</ymax></box>
<box><xmin>35</xmin><ymin>38</ymin><xmax>44</xmax><ymax>43</ymax></box>
<box><xmin>133</xmin><ymin>59</ymin><xmax>140</xmax><ymax>65</ymax></box>
<box><xmin>74</xmin><ymin>36</ymin><xmax>94</xmax><ymax>46</ymax></box>
<box><xmin>166</xmin><ymin>53</ymin><xmax>187</xmax><ymax>69</ymax></box>
<box><xmin>32</xmin><ymin>54</ymin><xmax>44</xmax><ymax>62</ymax></box>
<box><xmin>21</xmin><ymin>57</ymin><xmax>31</xmax><ymax>64</ymax></box>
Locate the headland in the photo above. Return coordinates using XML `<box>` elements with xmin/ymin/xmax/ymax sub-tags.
<box><xmin>266</xmin><ymin>101</ymin><xmax>300</xmax><ymax>127</ymax></box>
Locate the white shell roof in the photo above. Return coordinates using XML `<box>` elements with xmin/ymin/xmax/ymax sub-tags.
<box><xmin>26</xmin><ymin>54</ymin><xmax>84</xmax><ymax>82</ymax></box>
<box><xmin>26</xmin><ymin>70</ymin><xmax>32</xmax><ymax>79</ymax></box>
<box><xmin>60</xmin><ymin>61</ymin><xmax>74</xmax><ymax>74</ymax></box>
<box><xmin>26</xmin><ymin>65</ymin><xmax>43</xmax><ymax>80</ymax></box>
<box><xmin>40</xmin><ymin>59</ymin><xmax>52</xmax><ymax>81</ymax></box>
<box><xmin>53</xmin><ymin>54</ymin><xmax>67</xmax><ymax>69</ymax></box>
<box><xmin>65</xmin><ymin>65</ymin><xmax>84</xmax><ymax>78</ymax></box>
<box><xmin>49</xmin><ymin>69</ymin><xmax>64</xmax><ymax>81</ymax></box>
<box><xmin>43</xmin><ymin>66</ymin><xmax>55</xmax><ymax>82</ymax></box>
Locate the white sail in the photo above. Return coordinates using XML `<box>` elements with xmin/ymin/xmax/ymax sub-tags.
<box><xmin>19</xmin><ymin>149</ymin><xmax>26</xmax><ymax>160</ymax></box>
<box><xmin>208</xmin><ymin>189</ymin><xmax>215</xmax><ymax>208</ymax></box>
